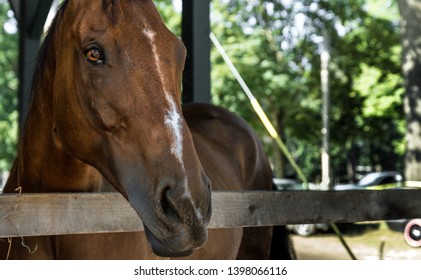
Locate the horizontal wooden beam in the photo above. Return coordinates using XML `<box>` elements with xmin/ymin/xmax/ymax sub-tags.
<box><xmin>1</xmin><ymin>190</ymin><xmax>421</xmax><ymax>238</ymax></box>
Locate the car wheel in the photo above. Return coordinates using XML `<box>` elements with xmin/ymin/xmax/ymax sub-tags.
<box><xmin>292</xmin><ymin>224</ymin><xmax>317</xmax><ymax>236</ymax></box>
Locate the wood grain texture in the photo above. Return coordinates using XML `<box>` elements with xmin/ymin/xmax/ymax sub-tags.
<box><xmin>1</xmin><ymin>189</ymin><xmax>421</xmax><ymax>237</ymax></box>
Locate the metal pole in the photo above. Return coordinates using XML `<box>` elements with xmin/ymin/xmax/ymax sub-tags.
<box><xmin>320</xmin><ymin>35</ymin><xmax>331</xmax><ymax>190</ymax></box>
<box><xmin>181</xmin><ymin>0</ymin><xmax>211</xmax><ymax>103</ymax></box>
<box><xmin>12</xmin><ymin>0</ymin><xmax>53</xmax><ymax>130</ymax></box>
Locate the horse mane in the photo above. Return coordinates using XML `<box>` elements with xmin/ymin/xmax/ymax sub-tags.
<box><xmin>29</xmin><ymin>1</ymin><xmax>69</xmax><ymax>106</ymax></box>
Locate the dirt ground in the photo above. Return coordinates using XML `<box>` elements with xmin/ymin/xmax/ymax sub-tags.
<box><xmin>291</xmin><ymin>222</ymin><xmax>421</xmax><ymax>260</ymax></box>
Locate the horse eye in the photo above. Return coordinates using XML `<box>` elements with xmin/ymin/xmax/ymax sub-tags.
<box><xmin>85</xmin><ymin>47</ymin><xmax>105</xmax><ymax>65</ymax></box>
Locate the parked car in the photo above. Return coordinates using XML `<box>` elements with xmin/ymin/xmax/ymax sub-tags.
<box><xmin>286</xmin><ymin>223</ymin><xmax>330</xmax><ymax>236</ymax></box>
<box><xmin>272</xmin><ymin>178</ymin><xmax>319</xmax><ymax>191</ymax></box>
<box><xmin>334</xmin><ymin>171</ymin><xmax>403</xmax><ymax>191</ymax></box>
<box><xmin>387</xmin><ymin>219</ymin><xmax>408</xmax><ymax>232</ymax></box>
<box><xmin>273</xmin><ymin>178</ymin><xmax>329</xmax><ymax>236</ymax></box>
<box><xmin>273</xmin><ymin>178</ymin><xmax>304</xmax><ymax>191</ymax></box>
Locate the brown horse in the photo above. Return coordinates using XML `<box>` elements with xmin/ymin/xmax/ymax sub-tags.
<box><xmin>0</xmin><ymin>0</ymin><xmax>293</xmax><ymax>259</ymax></box>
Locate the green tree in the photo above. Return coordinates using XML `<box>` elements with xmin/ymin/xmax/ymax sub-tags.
<box><xmin>0</xmin><ymin>2</ymin><xmax>18</xmax><ymax>173</ymax></box>
<box><xmin>154</xmin><ymin>0</ymin><xmax>181</xmax><ymax>36</ymax></box>
<box><xmin>0</xmin><ymin>0</ymin><xmax>404</xmax><ymax>184</ymax></box>
<box><xmin>211</xmin><ymin>0</ymin><xmax>403</xmax><ymax>182</ymax></box>
<box><xmin>398</xmin><ymin>0</ymin><xmax>421</xmax><ymax>182</ymax></box>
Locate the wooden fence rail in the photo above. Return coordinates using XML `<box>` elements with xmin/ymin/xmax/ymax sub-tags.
<box><xmin>1</xmin><ymin>189</ymin><xmax>421</xmax><ymax>238</ymax></box>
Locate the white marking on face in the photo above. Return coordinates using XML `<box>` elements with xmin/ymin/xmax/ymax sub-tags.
<box><xmin>143</xmin><ymin>27</ymin><xmax>185</xmax><ymax>170</ymax></box>
<box><xmin>165</xmin><ymin>103</ymin><xmax>203</xmax><ymax>219</ymax></box>
<box><xmin>164</xmin><ymin>96</ymin><xmax>184</xmax><ymax>165</ymax></box>
<box><xmin>143</xmin><ymin>28</ymin><xmax>155</xmax><ymax>41</ymax></box>
<box><xmin>144</xmin><ymin>27</ymin><xmax>203</xmax><ymax>220</ymax></box>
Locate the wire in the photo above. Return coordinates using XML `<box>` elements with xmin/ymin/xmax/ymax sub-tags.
<box><xmin>210</xmin><ymin>32</ymin><xmax>308</xmax><ymax>187</ymax></box>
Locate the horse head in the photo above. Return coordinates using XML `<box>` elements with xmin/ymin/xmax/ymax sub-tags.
<box><xmin>48</xmin><ymin>0</ymin><xmax>211</xmax><ymax>257</ymax></box>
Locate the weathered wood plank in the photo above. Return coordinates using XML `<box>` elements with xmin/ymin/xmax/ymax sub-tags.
<box><xmin>0</xmin><ymin>193</ymin><xmax>143</xmax><ymax>238</ymax></box>
<box><xmin>211</xmin><ymin>190</ymin><xmax>421</xmax><ymax>227</ymax></box>
<box><xmin>1</xmin><ymin>190</ymin><xmax>421</xmax><ymax>238</ymax></box>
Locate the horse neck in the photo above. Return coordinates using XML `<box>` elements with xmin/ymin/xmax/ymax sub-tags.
<box><xmin>5</xmin><ymin>88</ymin><xmax>101</xmax><ymax>193</ymax></box>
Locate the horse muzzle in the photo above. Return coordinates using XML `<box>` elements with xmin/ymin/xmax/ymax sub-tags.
<box><xmin>121</xmin><ymin>169</ymin><xmax>211</xmax><ymax>257</ymax></box>
<box><xmin>142</xmin><ymin>176</ymin><xmax>211</xmax><ymax>257</ymax></box>
<box><xmin>105</xmin><ymin>138</ymin><xmax>212</xmax><ymax>257</ymax></box>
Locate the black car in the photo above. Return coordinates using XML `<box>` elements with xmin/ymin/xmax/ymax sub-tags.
<box><xmin>334</xmin><ymin>171</ymin><xmax>403</xmax><ymax>191</ymax></box>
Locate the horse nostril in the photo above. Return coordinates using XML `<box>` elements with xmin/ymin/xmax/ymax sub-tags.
<box><xmin>160</xmin><ymin>186</ymin><xmax>180</xmax><ymax>223</ymax></box>
<box><xmin>157</xmin><ymin>177</ymin><xmax>211</xmax><ymax>228</ymax></box>
<box><xmin>206</xmin><ymin>182</ymin><xmax>212</xmax><ymax>217</ymax></box>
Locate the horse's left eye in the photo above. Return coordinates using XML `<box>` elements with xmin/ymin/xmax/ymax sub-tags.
<box><xmin>85</xmin><ymin>47</ymin><xmax>105</xmax><ymax>65</ymax></box>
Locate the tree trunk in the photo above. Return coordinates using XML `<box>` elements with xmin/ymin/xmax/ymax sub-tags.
<box><xmin>274</xmin><ymin>109</ymin><xmax>286</xmax><ymax>178</ymax></box>
<box><xmin>398</xmin><ymin>0</ymin><xmax>421</xmax><ymax>181</ymax></box>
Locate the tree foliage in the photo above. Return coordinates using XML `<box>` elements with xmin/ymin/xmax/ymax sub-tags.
<box><xmin>0</xmin><ymin>2</ymin><xmax>18</xmax><ymax>172</ymax></box>
<box><xmin>0</xmin><ymin>0</ymin><xmax>405</xmax><ymax>184</ymax></box>
<box><xmin>210</xmin><ymin>0</ymin><xmax>403</xmax><ymax>183</ymax></box>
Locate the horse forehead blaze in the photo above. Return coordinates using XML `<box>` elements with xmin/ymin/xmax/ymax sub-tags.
<box><xmin>142</xmin><ymin>27</ymin><xmax>185</xmax><ymax>166</ymax></box>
